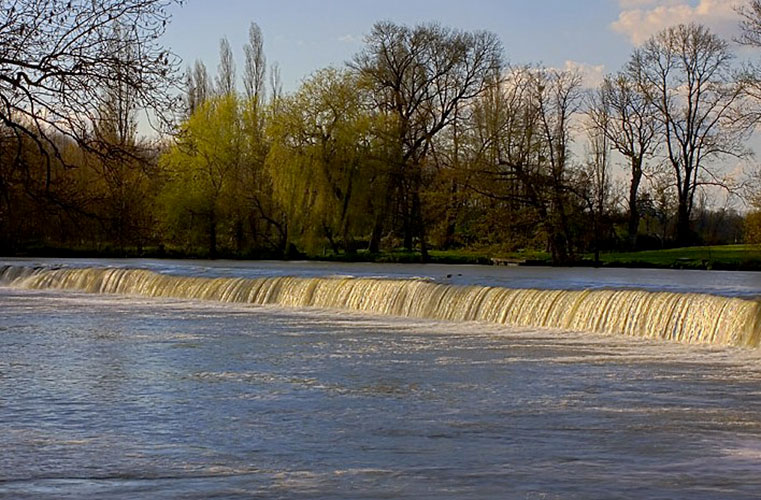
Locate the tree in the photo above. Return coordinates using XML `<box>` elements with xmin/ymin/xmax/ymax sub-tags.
<box><xmin>588</xmin><ymin>73</ymin><xmax>658</xmax><ymax>249</ymax></box>
<box><xmin>738</xmin><ymin>0</ymin><xmax>761</xmax><ymax>47</ymax></box>
<box><xmin>466</xmin><ymin>66</ymin><xmax>583</xmax><ymax>263</ymax></box>
<box><xmin>630</xmin><ymin>24</ymin><xmax>750</xmax><ymax>245</ymax></box>
<box><xmin>186</xmin><ymin>60</ymin><xmax>212</xmax><ymax>116</ymax></box>
<box><xmin>160</xmin><ymin>94</ymin><xmax>243</xmax><ymax>257</ymax></box>
<box><xmin>266</xmin><ymin>68</ymin><xmax>379</xmax><ymax>254</ymax></box>
<box><xmin>216</xmin><ymin>37</ymin><xmax>236</xmax><ymax>96</ymax></box>
<box><xmin>0</xmin><ymin>0</ymin><xmax>183</xmax><ymax>179</ymax></box>
<box><xmin>239</xmin><ymin>22</ymin><xmax>275</xmax><ymax>253</ymax></box>
<box><xmin>579</xmin><ymin>112</ymin><xmax>612</xmax><ymax>265</ymax></box>
<box><xmin>351</xmin><ymin>21</ymin><xmax>502</xmax><ymax>258</ymax></box>
<box><xmin>243</xmin><ymin>23</ymin><xmax>266</xmax><ymax>105</ymax></box>
<box><xmin>90</xmin><ymin>25</ymin><xmax>155</xmax><ymax>252</ymax></box>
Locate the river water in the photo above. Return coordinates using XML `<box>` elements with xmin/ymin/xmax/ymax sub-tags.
<box><xmin>2</xmin><ymin>259</ymin><xmax>761</xmax><ymax>499</ymax></box>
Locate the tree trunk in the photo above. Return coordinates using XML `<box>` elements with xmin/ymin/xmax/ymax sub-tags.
<box><xmin>412</xmin><ymin>189</ymin><xmax>429</xmax><ymax>262</ymax></box>
<box><xmin>402</xmin><ymin>192</ymin><xmax>413</xmax><ymax>251</ymax></box>
<box><xmin>442</xmin><ymin>179</ymin><xmax>458</xmax><ymax>249</ymax></box>
<box><xmin>627</xmin><ymin>162</ymin><xmax>642</xmax><ymax>250</ymax></box>
<box><xmin>208</xmin><ymin>212</ymin><xmax>217</xmax><ymax>259</ymax></box>
<box><xmin>675</xmin><ymin>199</ymin><xmax>692</xmax><ymax>247</ymax></box>
<box><xmin>369</xmin><ymin>213</ymin><xmax>383</xmax><ymax>254</ymax></box>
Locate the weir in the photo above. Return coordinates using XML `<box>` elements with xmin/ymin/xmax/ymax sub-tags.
<box><xmin>1</xmin><ymin>264</ymin><xmax>760</xmax><ymax>348</ymax></box>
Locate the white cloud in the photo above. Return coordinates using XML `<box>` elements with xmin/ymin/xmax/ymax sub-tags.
<box><xmin>618</xmin><ymin>0</ymin><xmax>682</xmax><ymax>8</ymax></box>
<box><xmin>338</xmin><ymin>34</ymin><xmax>359</xmax><ymax>44</ymax></box>
<box><xmin>564</xmin><ymin>60</ymin><xmax>606</xmax><ymax>88</ymax></box>
<box><xmin>611</xmin><ymin>0</ymin><xmax>741</xmax><ymax>45</ymax></box>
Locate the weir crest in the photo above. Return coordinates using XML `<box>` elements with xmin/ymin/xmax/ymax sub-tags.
<box><xmin>1</xmin><ymin>265</ymin><xmax>759</xmax><ymax>348</ymax></box>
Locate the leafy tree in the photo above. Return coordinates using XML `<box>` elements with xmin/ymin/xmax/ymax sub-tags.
<box><xmin>266</xmin><ymin>68</ymin><xmax>380</xmax><ymax>254</ymax></box>
<box><xmin>160</xmin><ymin>94</ymin><xmax>243</xmax><ymax>257</ymax></box>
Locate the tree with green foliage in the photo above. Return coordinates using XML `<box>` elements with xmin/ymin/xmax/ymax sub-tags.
<box><xmin>266</xmin><ymin>68</ymin><xmax>381</xmax><ymax>254</ymax></box>
<box><xmin>160</xmin><ymin>94</ymin><xmax>243</xmax><ymax>257</ymax></box>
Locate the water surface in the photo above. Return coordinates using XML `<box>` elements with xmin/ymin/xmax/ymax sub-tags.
<box><xmin>2</xmin><ymin>279</ymin><xmax>761</xmax><ymax>499</ymax></box>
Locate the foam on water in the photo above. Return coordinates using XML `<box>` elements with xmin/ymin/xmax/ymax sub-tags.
<box><xmin>2</xmin><ymin>264</ymin><xmax>759</xmax><ymax>348</ymax></box>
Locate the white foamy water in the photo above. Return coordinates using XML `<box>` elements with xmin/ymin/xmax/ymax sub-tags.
<box><xmin>2</xmin><ymin>261</ymin><xmax>761</xmax><ymax>499</ymax></box>
<box><xmin>2</xmin><ymin>264</ymin><xmax>759</xmax><ymax>347</ymax></box>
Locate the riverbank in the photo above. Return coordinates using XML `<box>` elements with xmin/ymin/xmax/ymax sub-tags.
<box><xmin>4</xmin><ymin>244</ymin><xmax>761</xmax><ymax>271</ymax></box>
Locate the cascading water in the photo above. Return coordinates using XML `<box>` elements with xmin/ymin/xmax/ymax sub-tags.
<box><xmin>2</xmin><ymin>264</ymin><xmax>759</xmax><ymax>347</ymax></box>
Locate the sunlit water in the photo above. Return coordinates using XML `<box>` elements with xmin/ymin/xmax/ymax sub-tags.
<box><xmin>2</xmin><ymin>260</ymin><xmax>761</xmax><ymax>498</ymax></box>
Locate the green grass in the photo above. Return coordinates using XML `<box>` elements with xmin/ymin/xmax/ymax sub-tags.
<box><xmin>594</xmin><ymin>244</ymin><xmax>761</xmax><ymax>271</ymax></box>
<box><xmin>312</xmin><ymin>245</ymin><xmax>761</xmax><ymax>271</ymax></box>
<box><xmin>9</xmin><ymin>241</ymin><xmax>761</xmax><ymax>271</ymax></box>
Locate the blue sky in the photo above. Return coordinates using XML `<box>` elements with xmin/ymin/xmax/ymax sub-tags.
<box><xmin>163</xmin><ymin>0</ymin><xmax>744</xmax><ymax>92</ymax></box>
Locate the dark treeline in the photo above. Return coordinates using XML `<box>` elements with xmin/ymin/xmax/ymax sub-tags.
<box><xmin>2</xmin><ymin>2</ymin><xmax>761</xmax><ymax>263</ymax></box>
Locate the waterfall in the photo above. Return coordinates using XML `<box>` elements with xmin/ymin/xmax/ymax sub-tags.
<box><xmin>2</xmin><ymin>264</ymin><xmax>759</xmax><ymax>347</ymax></box>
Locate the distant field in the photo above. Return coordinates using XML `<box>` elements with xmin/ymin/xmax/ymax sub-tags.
<box><xmin>319</xmin><ymin>245</ymin><xmax>761</xmax><ymax>270</ymax></box>
<box><xmin>431</xmin><ymin>245</ymin><xmax>761</xmax><ymax>271</ymax></box>
<box><xmin>593</xmin><ymin>245</ymin><xmax>761</xmax><ymax>271</ymax></box>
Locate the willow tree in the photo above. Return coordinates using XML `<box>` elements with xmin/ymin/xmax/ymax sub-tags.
<box><xmin>266</xmin><ymin>68</ymin><xmax>379</xmax><ymax>254</ymax></box>
<box><xmin>630</xmin><ymin>24</ymin><xmax>749</xmax><ymax>246</ymax></box>
<box><xmin>351</xmin><ymin>21</ymin><xmax>503</xmax><ymax>257</ymax></box>
<box><xmin>160</xmin><ymin>94</ymin><xmax>243</xmax><ymax>257</ymax></box>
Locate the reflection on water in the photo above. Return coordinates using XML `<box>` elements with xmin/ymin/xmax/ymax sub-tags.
<box><xmin>2</xmin><ymin>288</ymin><xmax>761</xmax><ymax>499</ymax></box>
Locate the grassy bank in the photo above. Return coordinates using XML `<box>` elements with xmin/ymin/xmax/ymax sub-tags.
<box><xmin>5</xmin><ymin>243</ymin><xmax>761</xmax><ymax>271</ymax></box>
<box><xmin>591</xmin><ymin>245</ymin><xmax>761</xmax><ymax>271</ymax></box>
<box><xmin>319</xmin><ymin>245</ymin><xmax>761</xmax><ymax>271</ymax></box>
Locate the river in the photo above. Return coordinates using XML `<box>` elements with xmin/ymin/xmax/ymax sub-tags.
<box><xmin>1</xmin><ymin>259</ymin><xmax>760</xmax><ymax>499</ymax></box>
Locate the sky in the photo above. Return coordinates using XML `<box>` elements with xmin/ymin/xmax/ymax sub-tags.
<box><xmin>163</xmin><ymin>0</ymin><xmax>750</xmax><ymax>93</ymax></box>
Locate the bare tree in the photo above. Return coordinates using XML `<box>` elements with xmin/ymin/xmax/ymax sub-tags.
<box><xmin>186</xmin><ymin>60</ymin><xmax>212</xmax><ymax>116</ymax></box>
<box><xmin>588</xmin><ymin>73</ymin><xmax>659</xmax><ymax>249</ymax></box>
<box><xmin>269</xmin><ymin>62</ymin><xmax>282</xmax><ymax>108</ymax></box>
<box><xmin>630</xmin><ymin>24</ymin><xmax>750</xmax><ymax>245</ymax></box>
<box><xmin>738</xmin><ymin>1</ymin><xmax>761</xmax><ymax>47</ymax></box>
<box><xmin>0</xmin><ymin>0</ymin><xmax>183</xmax><ymax>181</ymax></box>
<box><xmin>580</xmin><ymin>112</ymin><xmax>612</xmax><ymax>265</ymax></box>
<box><xmin>216</xmin><ymin>37</ymin><xmax>236</xmax><ymax>96</ymax></box>
<box><xmin>466</xmin><ymin>66</ymin><xmax>583</xmax><ymax>264</ymax></box>
<box><xmin>351</xmin><ymin>21</ymin><xmax>502</xmax><ymax>258</ymax></box>
<box><xmin>243</xmin><ymin>23</ymin><xmax>267</xmax><ymax>104</ymax></box>
<box><xmin>534</xmin><ymin>68</ymin><xmax>584</xmax><ymax>263</ymax></box>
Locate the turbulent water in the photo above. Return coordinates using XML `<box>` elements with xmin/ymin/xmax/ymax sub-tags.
<box><xmin>2</xmin><ymin>260</ymin><xmax>761</xmax><ymax>499</ymax></box>
<box><xmin>1</xmin><ymin>263</ymin><xmax>759</xmax><ymax>347</ymax></box>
